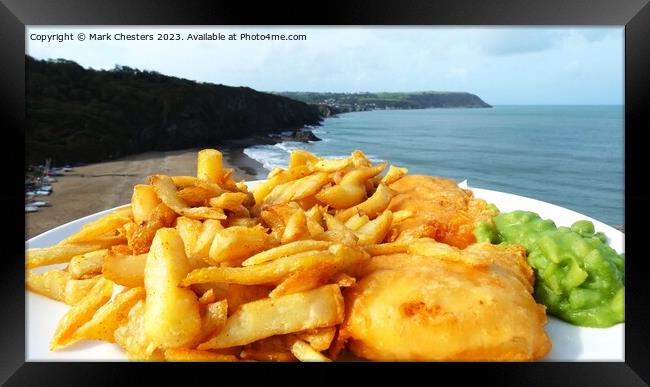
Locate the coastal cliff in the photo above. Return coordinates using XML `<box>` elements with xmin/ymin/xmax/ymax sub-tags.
<box><xmin>275</xmin><ymin>91</ymin><xmax>492</xmax><ymax>114</ymax></box>
<box><xmin>26</xmin><ymin>56</ymin><xmax>322</xmax><ymax>165</ymax></box>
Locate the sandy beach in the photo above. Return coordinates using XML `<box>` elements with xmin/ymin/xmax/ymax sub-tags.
<box><xmin>26</xmin><ymin>146</ymin><xmax>268</xmax><ymax>240</ymax></box>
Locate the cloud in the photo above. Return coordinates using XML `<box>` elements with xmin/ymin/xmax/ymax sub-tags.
<box><xmin>478</xmin><ymin>29</ymin><xmax>563</xmax><ymax>56</ymax></box>
<box><xmin>579</xmin><ymin>29</ymin><xmax>613</xmax><ymax>42</ymax></box>
<box><xmin>476</xmin><ymin>27</ymin><xmax>620</xmax><ymax>56</ymax></box>
<box><xmin>26</xmin><ymin>26</ymin><xmax>623</xmax><ymax>104</ymax></box>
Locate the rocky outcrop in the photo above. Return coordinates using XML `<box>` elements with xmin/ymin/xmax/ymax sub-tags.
<box><xmin>271</xmin><ymin>129</ymin><xmax>321</xmax><ymax>142</ymax></box>
<box><xmin>26</xmin><ymin>56</ymin><xmax>322</xmax><ymax>165</ymax></box>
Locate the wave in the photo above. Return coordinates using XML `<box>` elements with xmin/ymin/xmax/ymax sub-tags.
<box><xmin>243</xmin><ymin>145</ymin><xmax>289</xmax><ymax>171</ymax></box>
<box><xmin>244</xmin><ymin>125</ymin><xmax>385</xmax><ymax>173</ymax></box>
<box><xmin>274</xmin><ymin>141</ymin><xmax>303</xmax><ymax>153</ymax></box>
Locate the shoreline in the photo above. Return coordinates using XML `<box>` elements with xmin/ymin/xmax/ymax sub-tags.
<box><xmin>26</xmin><ymin>142</ymin><xmax>270</xmax><ymax>240</ymax></box>
<box><xmin>220</xmin><ymin>143</ymin><xmax>269</xmax><ymax>180</ymax></box>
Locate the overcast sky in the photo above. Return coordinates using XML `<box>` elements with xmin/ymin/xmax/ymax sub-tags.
<box><xmin>26</xmin><ymin>26</ymin><xmax>623</xmax><ymax>105</ymax></box>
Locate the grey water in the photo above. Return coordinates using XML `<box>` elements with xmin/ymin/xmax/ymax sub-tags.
<box><xmin>244</xmin><ymin>105</ymin><xmax>624</xmax><ymax>227</ymax></box>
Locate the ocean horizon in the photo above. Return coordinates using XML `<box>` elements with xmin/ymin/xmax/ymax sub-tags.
<box><xmin>244</xmin><ymin>105</ymin><xmax>624</xmax><ymax>227</ymax></box>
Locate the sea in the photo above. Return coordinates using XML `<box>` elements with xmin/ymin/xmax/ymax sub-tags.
<box><xmin>244</xmin><ymin>105</ymin><xmax>624</xmax><ymax>227</ymax></box>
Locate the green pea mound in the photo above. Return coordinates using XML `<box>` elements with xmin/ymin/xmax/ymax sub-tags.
<box><xmin>475</xmin><ymin>210</ymin><xmax>624</xmax><ymax>328</ymax></box>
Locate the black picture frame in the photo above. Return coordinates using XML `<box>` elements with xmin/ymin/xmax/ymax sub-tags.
<box><xmin>2</xmin><ymin>0</ymin><xmax>648</xmax><ymax>385</ymax></box>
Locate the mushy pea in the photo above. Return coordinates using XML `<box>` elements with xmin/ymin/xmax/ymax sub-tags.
<box><xmin>475</xmin><ymin>210</ymin><xmax>624</xmax><ymax>327</ymax></box>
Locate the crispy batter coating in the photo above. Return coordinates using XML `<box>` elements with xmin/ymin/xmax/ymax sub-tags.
<box><xmin>338</xmin><ymin>242</ymin><xmax>551</xmax><ymax>361</ymax></box>
<box><xmin>387</xmin><ymin>175</ymin><xmax>495</xmax><ymax>248</ymax></box>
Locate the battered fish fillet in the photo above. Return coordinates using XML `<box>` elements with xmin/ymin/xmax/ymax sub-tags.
<box><xmin>336</xmin><ymin>240</ymin><xmax>551</xmax><ymax>361</ymax></box>
<box><xmin>387</xmin><ymin>175</ymin><xmax>495</xmax><ymax>248</ymax></box>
